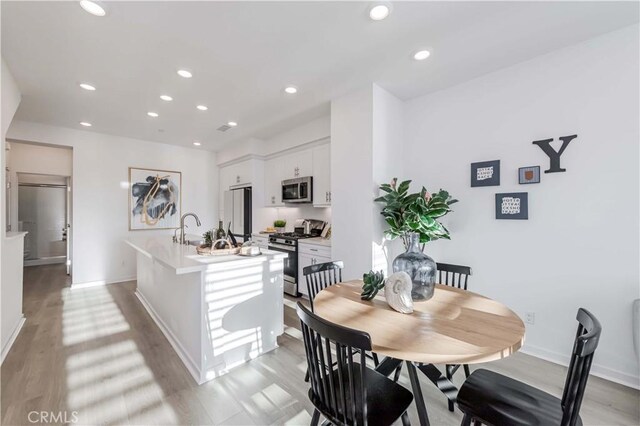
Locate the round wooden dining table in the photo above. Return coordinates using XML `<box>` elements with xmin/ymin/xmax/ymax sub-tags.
<box><xmin>313</xmin><ymin>280</ymin><xmax>525</xmax><ymax>426</ymax></box>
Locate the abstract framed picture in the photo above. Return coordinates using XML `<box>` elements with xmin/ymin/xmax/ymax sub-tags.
<box><xmin>129</xmin><ymin>167</ymin><xmax>182</xmax><ymax>230</ymax></box>
<box><xmin>495</xmin><ymin>192</ymin><xmax>528</xmax><ymax>220</ymax></box>
<box><xmin>471</xmin><ymin>160</ymin><xmax>500</xmax><ymax>187</ymax></box>
<box><xmin>519</xmin><ymin>166</ymin><xmax>541</xmax><ymax>184</ymax></box>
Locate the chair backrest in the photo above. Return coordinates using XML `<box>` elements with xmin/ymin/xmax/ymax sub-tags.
<box><xmin>436</xmin><ymin>262</ymin><xmax>472</xmax><ymax>290</ymax></box>
<box><xmin>560</xmin><ymin>308</ymin><xmax>602</xmax><ymax>426</ymax></box>
<box><xmin>304</xmin><ymin>260</ymin><xmax>344</xmax><ymax>310</ymax></box>
<box><xmin>297</xmin><ymin>302</ymin><xmax>372</xmax><ymax>425</ymax></box>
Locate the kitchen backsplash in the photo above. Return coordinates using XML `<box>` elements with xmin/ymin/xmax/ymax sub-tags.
<box><xmin>254</xmin><ymin>205</ymin><xmax>331</xmax><ymax>233</ymax></box>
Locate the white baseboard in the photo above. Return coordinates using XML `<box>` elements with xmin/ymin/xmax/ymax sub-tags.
<box><xmin>134</xmin><ymin>290</ymin><xmax>203</xmax><ymax>384</ymax></box>
<box><xmin>1</xmin><ymin>315</ymin><xmax>25</xmax><ymax>364</ymax></box>
<box><xmin>70</xmin><ymin>276</ymin><xmax>136</xmax><ymax>289</ymax></box>
<box><xmin>521</xmin><ymin>344</ymin><xmax>640</xmax><ymax>390</ymax></box>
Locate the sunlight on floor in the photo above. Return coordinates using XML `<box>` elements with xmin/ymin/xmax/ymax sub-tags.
<box><xmin>62</xmin><ymin>286</ymin><xmax>178</xmax><ymax>425</ymax></box>
<box><xmin>62</xmin><ymin>288</ymin><xmax>130</xmax><ymax>346</ymax></box>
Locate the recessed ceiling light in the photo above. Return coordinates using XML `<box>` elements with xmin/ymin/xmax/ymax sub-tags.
<box><xmin>177</xmin><ymin>69</ymin><xmax>192</xmax><ymax>78</ymax></box>
<box><xmin>79</xmin><ymin>0</ymin><xmax>106</xmax><ymax>17</ymax></box>
<box><xmin>147</xmin><ymin>112</ymin><xmax>159</xmax><ymax>117</ymax></box>
<box><xmin>369</xmin><ymin>3</ymin><xmax>391</xmax><ymax>21</ymax></box>
<box><xmin>193</xmin><ymin>141</ymin><xmax>201</xmax><ymax>146</ymax></box>
<box><xmin>196</xmin><ymin>105</ymin><xmax>208</xmax><ymax>111</ymax></box>
<box><xmin>413</xmin><ymin>50</ymin><xmax>431</xmax><ymax>61</ymax></box>
<box><xmin>284</xmin><ymin>86</ymin><xmax>298</xmax><ymax>94</ymax></box>
<box><xmin>160</xmin><ymin>95</ymin><xmax>173</xmax><ymax>101</ymax></box>
<box><xmin>79</xmin><ymin>83</ymin><xmax>96</xmax><ymax>91</ymax></box>
<box><xmin>79</xmin><ymin>122</ymin><xmax>92</xmax><ymax>127</ymax></box>
<box><xmin>227</xmin><ymin>121</ymin><xmax>238</xmax><ymax>127</ymax></box>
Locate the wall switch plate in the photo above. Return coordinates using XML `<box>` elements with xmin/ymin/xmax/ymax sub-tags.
<box><xmin>525</xmin><ymin>312</ymin><xmax>535</xmax><ymax>325</ymax></box>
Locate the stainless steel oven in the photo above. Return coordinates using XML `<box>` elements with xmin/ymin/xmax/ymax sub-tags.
<box><xmin>268</xmin><ymin>236</ymin><xmax>298</xmax><ymax>296</ymax></box>
<box><xmin>282</xmin><ymin>177</ymin><xmax>312</xmax><ymax>204</ymax></box>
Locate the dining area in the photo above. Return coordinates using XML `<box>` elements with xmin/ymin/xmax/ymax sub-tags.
<box><xmin>290</xmin><ymin>180</ymin><xmax>605</xmax><ymax>426</ymax></box>
<box><xmin>296</xmin><ymin>259</ymin><xmax>601</xmax><ymax>426</ymax></box>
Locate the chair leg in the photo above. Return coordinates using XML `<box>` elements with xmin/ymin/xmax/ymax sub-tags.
<box><xmin>401</xmin><ymin>411</ymin><xmax>411</xmax><ymax>426</ymax></box>
<box><xmin>461</xmin><ymin>413</ymin><xmax>472</xmax><ymax>426</ymax></box>
<box><xmin>373</xmin><ymin>352</ymin><xmax>380</xmax><ymax>366</ymax></box>
<box><xmin>311</xmin><ymin>409</ymin><xmax>321</xmax><ymax>426</ymax></box>
<box><xmin>463</xmin><ymin>364</ymin><xmax>471</xmax><ymax>378</ymax></box>
<box><xmin>393</xmin><ymin>364</ymin><xmax>402</xmax><ymax>382</ymax></box>
<box><xmin>446</xmin><ymin>366</ymin><xmax>454</xmax><ymax>412</ymax></box>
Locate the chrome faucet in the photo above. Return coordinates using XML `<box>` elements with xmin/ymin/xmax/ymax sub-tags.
<box><xmin>178</xmin><ymin>212</ymin><xmax>201</xmax><ymax>244</ymax></box>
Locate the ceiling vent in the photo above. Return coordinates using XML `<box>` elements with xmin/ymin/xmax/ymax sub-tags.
<box><xmin>217</xmin><ymin>124</ymin><xmax>232</xmax><ymax>132</ymax></box>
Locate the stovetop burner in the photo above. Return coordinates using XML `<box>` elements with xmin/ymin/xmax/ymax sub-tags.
<box><xmin>270</xmin><ymin>232</ymin><xmax>314</xmax><ymax>240</ymax></box>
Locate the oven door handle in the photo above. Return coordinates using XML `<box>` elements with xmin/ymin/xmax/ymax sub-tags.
<box><xmin>269</xmin><ymin>243</ymin><xmax>296</xmax><ymax>252</ymax></box>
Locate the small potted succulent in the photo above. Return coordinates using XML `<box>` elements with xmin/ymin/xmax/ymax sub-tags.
<box><xmin>274</xmin><ymin>219</ymin><xmax>286</xmax><ymax>233</ymax></box>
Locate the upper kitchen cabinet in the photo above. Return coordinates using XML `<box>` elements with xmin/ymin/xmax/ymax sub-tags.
<box><xmin>219</xmin><ymin>159</ymin><xmax>255</xmax><ymax>210</ymax></box>
<box><xmin>281</xmin><ymin>149</ymin><xmax>312</xmax><ymax>180</ymax></box>
<box><xmin>312</xmin><ymin>143</ymin><xmax>331</xmax><ymax>207</ymax></box>
<box><xmin>264</xmin><ymin>156</ymin><xmax>285</xmax><ymax>207</ymax></box>
<box><xmin>220</xmin><ymin>160</ymin><xmax>253</xmax><ymax>188</ymax></box>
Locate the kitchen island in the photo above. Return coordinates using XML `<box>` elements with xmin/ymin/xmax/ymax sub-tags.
<box><xmin>126</xmin><ymin>236</ymin><xmax>287</xmax><ymax>384</ymax></box>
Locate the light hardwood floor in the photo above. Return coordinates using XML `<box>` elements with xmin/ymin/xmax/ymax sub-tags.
<box><xmin>2</xmin><ymin>264</ymin><xmax>638</xmax><ymax>425</ymax></box>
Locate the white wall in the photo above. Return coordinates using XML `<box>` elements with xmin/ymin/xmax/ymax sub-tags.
<box><xmin>1</xmin><ymin>56</ymin><xmax>25</xmax><ymax>360</ymax></box>
<box><xmin>7</xmin><ymin>121</ymin><xmax>218</xmax><ymax>286</ymax></box>
<box><xmin>403</xmin><ymin>25</ymin><xmax>639</xmax><ymax>386</ymax></box>
<box><xmin>372</xmin><ymin>85</ymin><xmax>405</xmax><ymax>274</ymax></box>
<box><xmin>331</xmin><ymin>87</ymin><xmax>374</xmax><ymax>280</ymax></box>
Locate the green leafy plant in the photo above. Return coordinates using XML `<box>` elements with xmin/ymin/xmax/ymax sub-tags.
<box><xmin>361</xmin><ymin>270</ymin><xmax>386</xmax><ymax>300</ymax></box>
<box><xmin>202</xmin><ymin>230</ymin><xmax>214</xmax><ymax>247</ymax></box>
<box><xmin>274</xmin><ymin>220</ymin><xmax>286</xmax><ymax>228</ymax></box>
<box><xmin>375</xmin><ymin>178</ymin><xmax>458</xmax><ymax>248</ymax></box>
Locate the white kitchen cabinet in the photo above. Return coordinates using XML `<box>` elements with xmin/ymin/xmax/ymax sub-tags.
<box><xmin>312</xmin><ymin>144</ymin><xmax>331</xmax><ymax>207</ymax></box>
<box><xmin>298</xmin><ymin>242</ymin><xmax>332</xmax><ymax>298</ymax></box>
<box><xmin>264</xmin><ymin>157</ymin><xmax>284</xmax><ymax>207</ymax></box>
<box><xmin>219</xmin><ymin>160</ymin><xmax>254</xmax><ymax>209</ymax></box>
<box><xmin>225</xmin><ymin>160</ymin><xmax>252</xmax><ymax>187</ymax></box>
<box><xmin>252</xmin><ymin>234</ymin><xmax>269</xmax><ymax>249</ymax></box>
<box><xmin>281</xmin><ymin>149</ymin><xmax>312</xmax><ymax>180</ymax></box>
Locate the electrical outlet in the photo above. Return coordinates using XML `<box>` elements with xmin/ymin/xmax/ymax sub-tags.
<box><xmin>525</xmin><ymin>312</ymin><xmax>535</xmax><ymax>325</ymax></box>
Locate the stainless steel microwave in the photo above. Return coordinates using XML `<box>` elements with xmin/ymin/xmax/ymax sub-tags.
<box><xmin>282</xmin><ymin>177</ymin><xmax>313</xmax><ymax>203</ymax></box>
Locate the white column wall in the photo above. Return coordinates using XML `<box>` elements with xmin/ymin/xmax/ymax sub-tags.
<box><xmin>1</xmin><ymin>56</ymin><xmax>25</xmax><ymax>360</ymax></box>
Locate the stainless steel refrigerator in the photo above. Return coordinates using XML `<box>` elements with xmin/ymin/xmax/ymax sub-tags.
<box><xmin>223</xmin><ymin>186</ymin><xmax>252</xmax><ymax>241</ymax></box>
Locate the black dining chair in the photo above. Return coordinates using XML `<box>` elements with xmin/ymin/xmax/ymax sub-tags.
<box><xmin>297</xmin><ymin>302</ymin><xmax>414</xmax><ymax>426</ymax></box>
<box><xmin>303</xmin><ymin>260</ymin><xmax>379</xmax><ymax>383</ymax></box>
<box><xmin>457</xmin><ymin>308</ymin><xmax>602</xmax><ymax>426</ymax></box>
<box><xmin>304</xmin><ymin>260</ymin><xmax>344</xmax><ymax>311</ymax></box>
<box><xmin>437</xmin><ymin>262</ymin><xmax>473</xmax><ymax>411</ymax></box>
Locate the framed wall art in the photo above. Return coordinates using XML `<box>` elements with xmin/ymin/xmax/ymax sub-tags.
<box><xmin>129</xmin><ymin>167</ymin><xmax>182</xmax><ymax>230</ymax></box>
<box><xmin>519</xmin><ymin>166</ymin><xmax>540</xmax><ymax>184</ymax></box>
<box><xmin>471</xmin><ymin>160</ymin><xmax>500</xmax><ymax>187</ymax></box>
<box><xmin>495</xmin><ymin>192</ymin><xmax>528</xmax><ymax>220</ymax></box>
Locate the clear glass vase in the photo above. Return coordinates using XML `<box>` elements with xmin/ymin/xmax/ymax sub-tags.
<box><xmin>392</xmin><ymin>232</ymin><xmax>437</xmax><ymax>301</ymax></box>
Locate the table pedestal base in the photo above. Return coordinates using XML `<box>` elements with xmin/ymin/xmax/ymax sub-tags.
<box><xmin>375</xmin><ymin>357</ymin><xmax>458</xmax><ymax>426</ymax></box>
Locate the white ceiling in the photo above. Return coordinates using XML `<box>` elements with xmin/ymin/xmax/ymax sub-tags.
<box><xmin>2</xmin><ymin>1</ymin><xmax>638</xmax><ymax>151</ymax></box>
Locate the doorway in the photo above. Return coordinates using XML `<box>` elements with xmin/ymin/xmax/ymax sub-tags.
<box><xmin>17</xmin><ymin>173</ymin><xmax>71</xmax><ymax>272</ymax></box>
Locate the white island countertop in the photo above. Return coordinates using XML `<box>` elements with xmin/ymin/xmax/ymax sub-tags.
<box><xmin>126</xmin><ymin>235</ymin><xmax>286</xmax><ymax>275</ymax></box>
